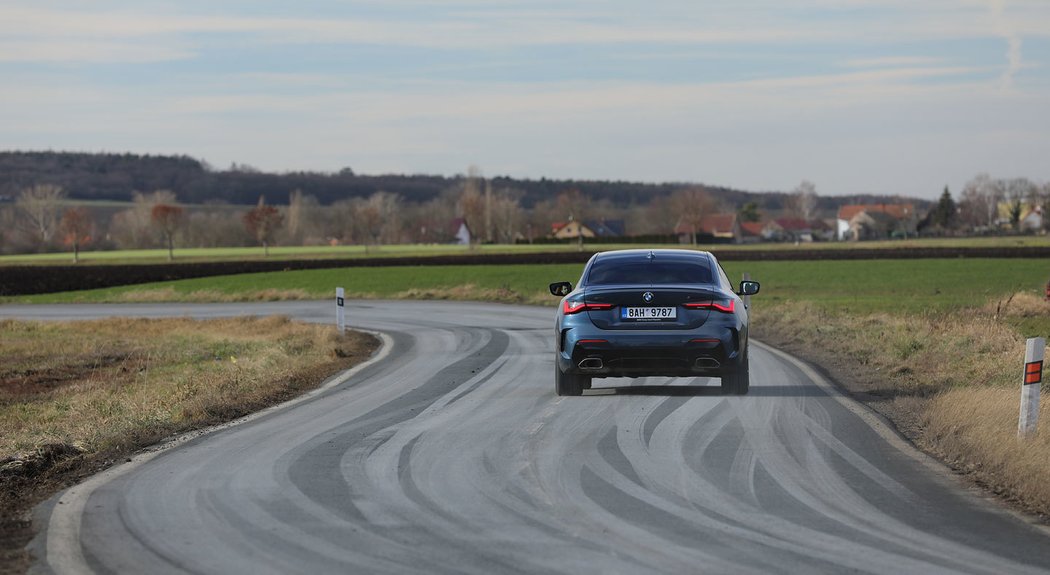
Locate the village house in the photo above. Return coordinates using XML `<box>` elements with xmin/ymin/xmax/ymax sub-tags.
<box><xmin>675</xmin><ymin>213</ymin><xmax>741</xmax><ymax>244</ymax></box>
<box><xmin>773</xmin><ymin>218</ymin><xmax>814</xmax><ymax>243</ymax></box>
<box><xmin>549</xmin><ymin>219</ymin><xmax>626</xmax><ymax>240</ymax></box>
<box><xmin>737</xmin><ymin>218</ymin><xmax>834</xmax><ymax>244</ymax></box>
<box><xmin>836</xmin><ymin>204</ymin><xmax>918</xmax><ymax>241</ymax></box>
<box><xmin>1020</xmin><ymin>205</ymin><xmax>1045</xmax><ymax>232</ymax></box>
<box><xmin>450</xmin><ymin>218</ymin><xmax>472</xmax><ymax>245</ymax></box>
<box><xmin>739</xmin><ymin>221</ymin><xmax>767</xmax><ymax>244</ymax></box>
<box><xmin>994</xmin><ymin>203</ymin><xmax>1044</xmax><ymax>232</ymax></box>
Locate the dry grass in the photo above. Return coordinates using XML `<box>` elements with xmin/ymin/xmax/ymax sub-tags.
<box><xmin>984</xmin><ymin>291</ymin><xmax>1050</xmax><ymax>319</ymax></box>
<box><xmin>924</xmin><ymin>387</ymin><xmax>1050</xmax><ymax>514</ymax></box>
<box><xmin>755</xmin><ymin>299</ymin><xmax>1050</xmax><ymax>515</ymax></box>
<box><xmin>0</xmin><ymin>317</ymin><xmax>378</xmax><ymax>570</ymax></box>
<box><xmin>109</xmin><ymin>284</ymin><xmax>555</xmax><ymax>306</ymax></box>
<box><xmin>0</xmin><ymin>316</ymin><xmax>376</xmax><ymax>459</ymax></box>
<box><xmin>393</xmin><ymin>283</ymin><xmax>551</xmax><ymax>306</ymax></box>
<box><xmin>755</xmin><ymin>303</ymin><xmax>1026</xmax><ymax>397</ymax></box>
<box><xmin>116</xmin><ymin>287</ymin><xmax>313</xmax><ymax>303</ymax></box>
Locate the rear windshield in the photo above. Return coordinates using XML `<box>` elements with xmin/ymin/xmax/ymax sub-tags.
<box><xmin>586</xmin><ymin>260</ymin><xmax>712</xmax><ymax>285</ymax></box>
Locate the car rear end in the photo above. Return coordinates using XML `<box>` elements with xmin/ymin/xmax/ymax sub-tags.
<box><xmin>555</xmin><ymin>250</ymin><xmax>747</xmax><ymax>380</ymax></box>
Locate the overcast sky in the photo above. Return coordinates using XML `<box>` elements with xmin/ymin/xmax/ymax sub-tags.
<box><xmin>2</xmin><ymin>1</ymin><xmax>1047</xmax><ymax>199</ymax></box>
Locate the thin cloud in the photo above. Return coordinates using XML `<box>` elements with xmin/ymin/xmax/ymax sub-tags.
<box><xmin>0</xmin><ymin>6</ymin><xmax>833</xmax><ymax>51</ymax></box>
<box><xmin>0</xmin><ymin>41</ymin><xmax>193</xmax><ymax>64</ymax></box>
<box><xmin>985</xmin><ymin>0</ymin><xmax>1024</xmax><ymax>90</ymax></box>
<box><xmin>2</xmin><ymin>3</ymin><xmax>1049</xmax><ymax>65</ymax></box>
<box><xmin>166</xmin><ymin>65</ymin><xmax>992</xmax><ymax>122</ymax></box>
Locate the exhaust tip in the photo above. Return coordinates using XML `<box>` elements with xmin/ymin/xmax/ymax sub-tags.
<box><xmin>579</xmin><ymin>358</ymin><xmax>604</xmax><ymax>370</ymax></box>
<box><xmin>694</xmin><ymin>358</ymin><xmax>720</xmax><ymax>369</ymax></box>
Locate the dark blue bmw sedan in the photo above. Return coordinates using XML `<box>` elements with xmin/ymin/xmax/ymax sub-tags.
<box><xmin>549</xmin><ymin>249</ymin><xmax>760</xmax><ymax>396</ymax></box>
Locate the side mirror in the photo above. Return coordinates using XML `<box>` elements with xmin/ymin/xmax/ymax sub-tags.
<box><xmin>738</xmin><ymin>280</ymin><xmax>760</xmax><ymax>296</ymax></box>
<box><xmin>549</xmin><ymin>281</ymin><xmax>572</xmax><ymax>296</ymax></box>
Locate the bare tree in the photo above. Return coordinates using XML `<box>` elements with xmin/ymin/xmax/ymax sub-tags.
<box><xmin>286</xmin><ymin>189</ymin><xmax>305</xmax><ymax>245</ymax></box>
<box><xmin>787</xmin><ymin>180</ymin><xmax>818</xmax><ymax>221</ymax></box>
<box><xmin>959</xmin><ymin>179</ymin><xmax>991</xmax><ymax>230</ymax></box>
<box><xmin>185</xmin><ymin>210</ymin><xmax>248</xmax><ymax>248</ymax></box>
<box><xmin>670</xmin><ymin>187</ymin><xmax>714</xmax><ymax>245</ymax></box>
<box><xmin>243</xmin><ymin>196</ymin><xmax>284</xmax><ymax>256</ymax></box>
<box><xmin>526</xmin><ymin>198</ymin><xmax>561</xmax><ymax>243</ymax></box>
<box><xmin>979</xmin><ymin>174</ymin><xmax>1003</xmax><ymax>227</ymax></box>
<box><xmin>364</xmin><ymin>191</ymin><xmax>402</xmax><ymax>246</ymax></box>
<box><xmin>109</xmin><ymin>190</ymin><xmax>178</xmax><ymax>249</ymax></box>
<box><xmin>629</xmin><ymin>195</ymin><xmax>674</xmax><ymax>236</ymax></box>
<box><xmin>353</xmin><ymin>199</ymin><xmax>381</xmax><ymax>252</ymax></box>
<box><xmin>276</xmin><ymin>190</ymin><xmax>325</xmax><ymax>246</ymax></box>
<box><xmin>59</xmin><ymin>207</ymin><xmax>95</xmax><ymax>262</ymax></box>
<box><xmin>492</xmin><ymin>188</ymin><xmax>525</xmax><ymax>244</ymax></box>
<box><xmin>16</xmin><ymin>184</ymin><xmax>65</xmax><ymax>248</ymax></box>
<box><xmin>330</xmin><ymin>198</ymin><xmax>360</xmax><ymax>245</ymax></box>
<box><xmin>405</xmin><ymin>194</ymin><xmax>457</xmax><ymax>243</ymax></box>
<box><xmin>151</xmin><ymin>204</ymin><xmax>185</xmax><ymax>261</ymax></box>
<box><xmin>958</xmin><ymin>174</ymin><xmax>1008</xmax><ymax>231</ymax></box>
<box><xmin>107</xmin><ymin>210</ymin><xmax>134</xmax><ymax>250</ymax></box>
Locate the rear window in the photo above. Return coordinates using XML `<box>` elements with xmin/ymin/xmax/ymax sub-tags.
<box><xmin>586</xmin><ymin>260</ymin><xmax>712</xmax><ymax>285</ymax></box>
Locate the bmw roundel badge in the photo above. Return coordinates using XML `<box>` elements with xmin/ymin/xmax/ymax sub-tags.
<box><xmin>642</xmin><ymin>291</ymin><xmax>654</xmax><ymax>303</ymax></box>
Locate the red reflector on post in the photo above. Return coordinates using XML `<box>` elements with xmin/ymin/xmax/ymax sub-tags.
<box><xmin>1025</xmin><ymin>361</ymin><xmax>1043</xmax><ymax>385</ymax></box>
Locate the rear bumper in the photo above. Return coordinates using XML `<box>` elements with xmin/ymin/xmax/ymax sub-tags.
<box><xmin>558</xmin><ymin>329</ymin><xmax>743</xmax><ymax>378</ymax></box>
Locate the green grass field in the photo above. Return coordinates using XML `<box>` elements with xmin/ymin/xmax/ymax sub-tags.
<box><xmin>3</xmin><ymin>236</ymin><xmax>1048</xmax><ymax>265</ymax></box>
<box><xmin>726</xmin><ymin>259</ymin><xmax>1049</xmax><ymax>315</ymax></box>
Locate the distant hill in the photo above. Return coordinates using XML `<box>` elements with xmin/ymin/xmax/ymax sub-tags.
<box><xmin>0</xmin><ymin>150</ymin><xmax>925</xmax><ymax>214</ymax></box>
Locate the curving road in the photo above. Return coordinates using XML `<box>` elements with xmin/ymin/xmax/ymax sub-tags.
<box><xmin>5</xmin><ymin>301</ymin><xmax>1050</xmax><ymax>574</ymax></box>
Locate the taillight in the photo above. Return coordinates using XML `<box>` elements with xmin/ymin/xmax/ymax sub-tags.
<box><xmin>563</xmin><ymin>300</ymin><xmax>614</xmax><ymax>315</ymax></box>
<box><xmin>684</xmin><ymin>300</ymin><xmax>735</xmax><ymax>313</ymax></box>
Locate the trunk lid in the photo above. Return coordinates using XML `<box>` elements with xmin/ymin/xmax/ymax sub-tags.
<box><xmin>583</xmin><ymin>284</ymin><xmax>719</xmax><ymax>330</ymax></box>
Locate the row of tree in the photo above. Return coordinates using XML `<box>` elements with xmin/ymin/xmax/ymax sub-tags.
<box><xmin>0</xmin><ymin>172</ymin><xmax>785</xmax><ymax>256</ymax></box>
<box><xmin>1</xmin><ymin>171</ymin><xmax>1045</xmax><ymax>259</ymax></box>
<box><xmin>3</xmin><ymin>185</ymin><xmax>285</xmax><ymax>260</ymax></box>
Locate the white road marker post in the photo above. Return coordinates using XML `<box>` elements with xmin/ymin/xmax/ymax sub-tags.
<box><xmin>1018</xmin><ymin>337</ymin><xmax>1045</xmax><ymax>439</ymax></box>
<box><xmin>336</xmin><ymin>287</ymin><xmax>346</xmax><ymax>333</ymax></box>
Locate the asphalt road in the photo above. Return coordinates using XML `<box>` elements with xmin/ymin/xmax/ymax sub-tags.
<box><xmin>5</xmin><ymin>301</ymin><xmax>1050</xmax><ymax>574</ymax></box>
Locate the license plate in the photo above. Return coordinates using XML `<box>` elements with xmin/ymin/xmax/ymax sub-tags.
<box><xmin>621</xmin><ymin>307</ymin><xmax>677</xmax><ymax>321</ymax></box>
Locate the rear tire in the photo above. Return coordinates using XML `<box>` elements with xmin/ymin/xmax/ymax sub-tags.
<box><xmin>720</xmin><ymin>352</ymin><xmax>750</xmax><ymax>395</ymax></box>
<box><xmin>555</xmin><ymin>364</ymin><xmax>588</xmax><ymax>396</ymax></box>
